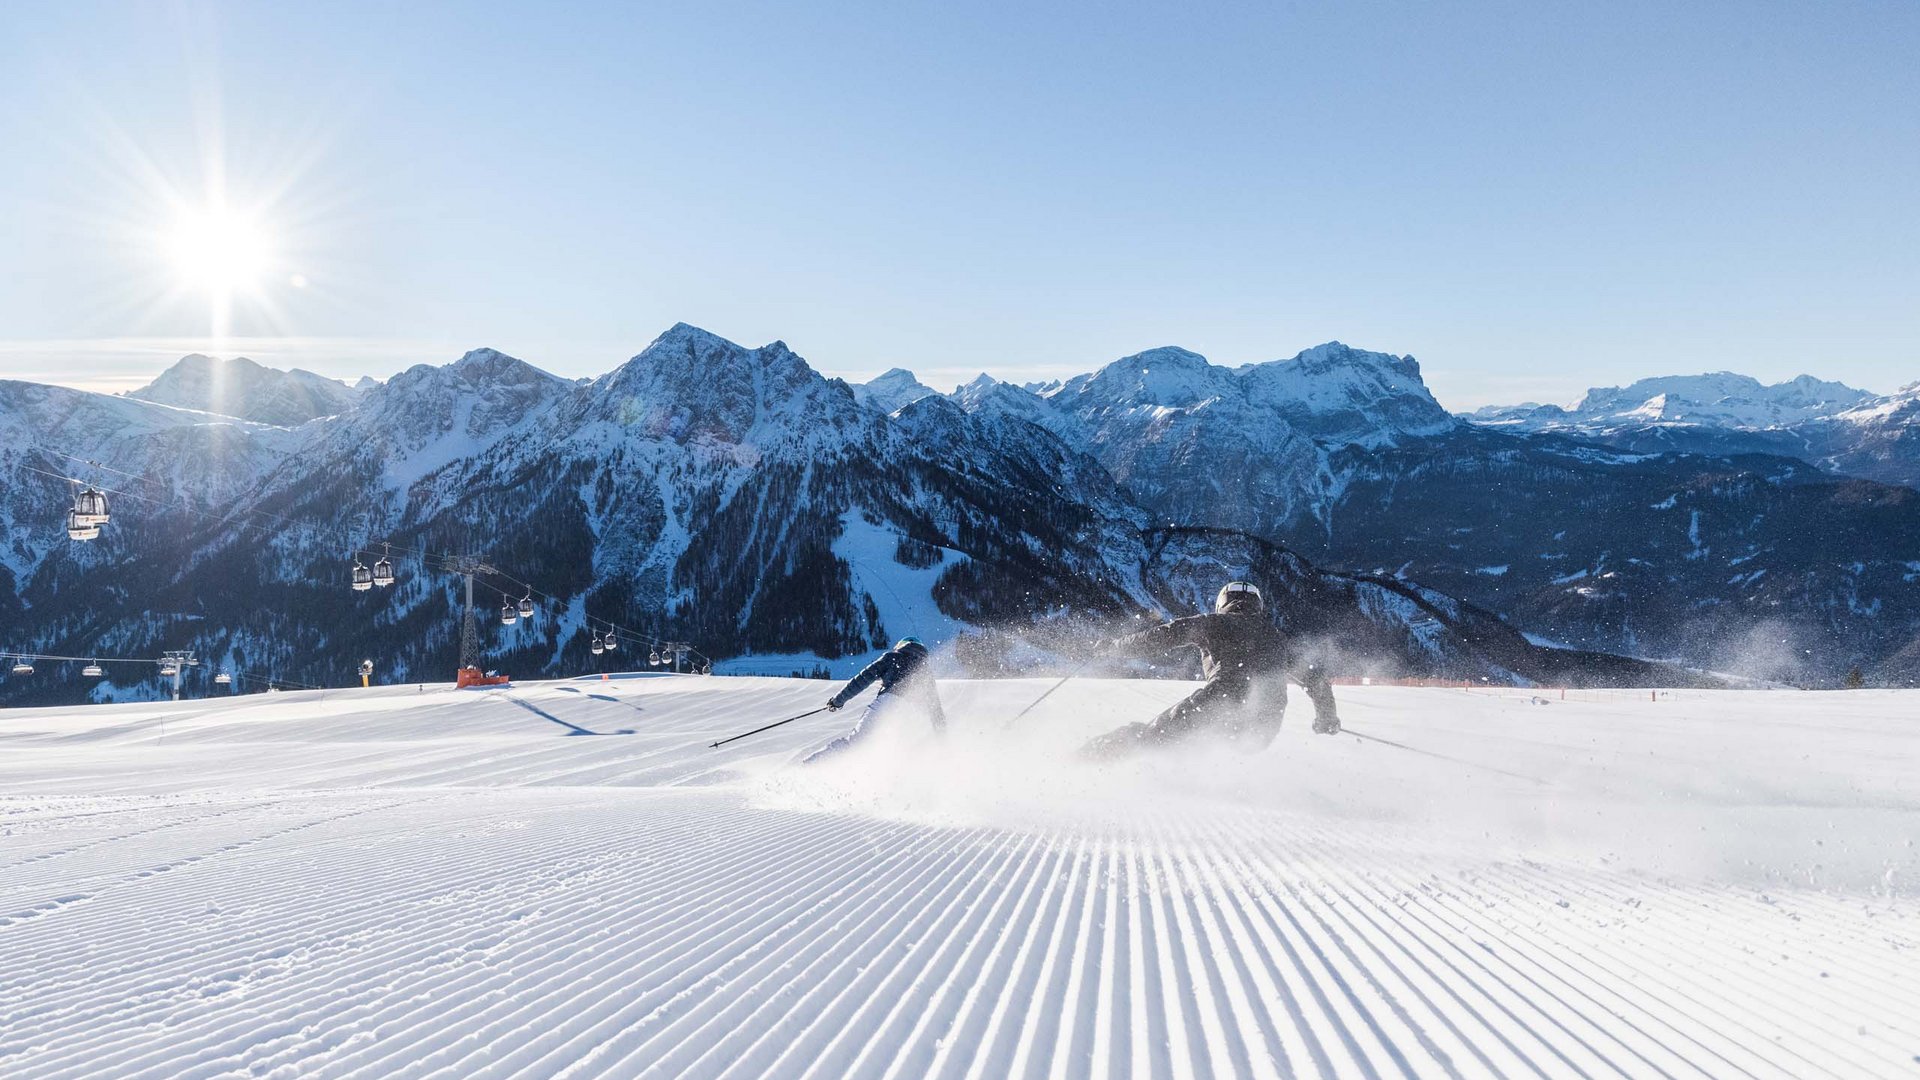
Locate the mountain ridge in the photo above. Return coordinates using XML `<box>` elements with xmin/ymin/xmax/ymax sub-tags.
<box><xmin>3</xmin><ymin>330</ymin><xmax>1914</xmax><ymax>693</ymax></box>
<box><xmin>0</xmin><ymin>326</ymin><xmax>1719</xmax><ymax>703</ymax></box>
<box><xmin>126</xmin><ymin>353</ymin><xmax>362</xmax><ymax>427</ymax></box>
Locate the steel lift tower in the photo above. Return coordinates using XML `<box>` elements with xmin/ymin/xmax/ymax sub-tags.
<box><xmin>442</xmin><ymin>554</ymin><xmax>511</xmax><ymax>689</ymax></box>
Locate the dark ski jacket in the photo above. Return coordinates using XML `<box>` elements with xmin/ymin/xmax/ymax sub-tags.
<box><xmin>1117</xmin><ymin>612</ymin><xmax>1338</xmax><ymax>719</ymax></box>
<box><xmin>830</xmin><ymin>640</ymin><xmax>939</xmax><ymax>709</ymax></box>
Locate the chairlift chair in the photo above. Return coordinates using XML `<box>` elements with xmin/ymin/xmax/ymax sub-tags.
<box><xmin>159</xmin><ymin>663</ymin><xmax>178</xmax><ymax>678</ymax></box>
<box><xmin>500</xmin><ymin>603</ymin><xmax>518</xmax><ymax>626</ymax></box>
<box><xmin>372</xmin><ymin>557</ymin><xmax>395</xmax><ymax>587</ymax></box>
<box><xmin>649</xmin><ymin>649</ymin><xmax>661</xmax><ymax>666</ymax></box>
<box><xmin>518</xmin><ymin>594</ymin><xmax>535</xmax><ymax>619</ymax></box>
<box><xmin>215</xmin><ymin>672</ymin><xmax>232</xmax><ymax>685</ymax></box>
<box><xmin>590</xmin><ymin>633</ymin><xmax>605</xmax><ymax>656</ymax></box>
<box><xmin>10</xmin><ymin>661</ymin><xmax>33</xmax><ymax>676</ymax></box>
<box><xmin>350</xmin><ymin>560</ymin><xmax>374</xmax><ymax>592</ymax></box>
<box><xmin>603</xmin><ymin>634</ymin><xmax>617</xmax><ymax>652</ymax></box>
<box><xmin>82</xmin><ymin>661</ymin><xmax>104</xmax><ymax>677</ymax></box>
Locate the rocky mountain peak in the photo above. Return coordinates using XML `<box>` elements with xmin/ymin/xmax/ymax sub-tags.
<box><xmin>584</xmin><ymin>325</ymin><xmax>861</xmax><ymax>447</ymax></box>
<box><xmin>951</xmin><ymin>372</ymin><xmax>1004</xmax><ymax>406</ymax></box>
<box><xmin>446</xmin><ymin>347</ymin><xmax>563</xmax><ymax>388</ymax></box>
<box><xmin>852</xmin><ymin>368</ymin><xmax>938</xmax><ymax>414</ymax></box>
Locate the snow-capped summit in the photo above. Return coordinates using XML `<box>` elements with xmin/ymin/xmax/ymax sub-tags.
<box><xmin>851</xmin><ymin>368</ymin><xmax>938</xmax><ymax>415</ymax></box>
<box><xmin>1571</xmin><ymin>371</ymin><xmax>1874</xmax><ymax>427</ymax></box>
<box><xmin>951</xmin><ymin>373</ymin><xmax>1001</xmax><ymax>409</ymax></box>
<box><xmin>1049</xmin><ymin>346</ymin><xmax>1231</xmax><ymax>410</ymax></box>
<box><xmin>1236</xmin><ymin>342</ymin><xmax>1456</xmax><ymax>444</ymax></box>
<box><xmin>384</xmin><ymin>347</ymin><xmax>566</xmax><ymax>401</ymax></box>
<box><xmin>585</xmin><ymin>324</ymin><xmax>863</xmax><ymax>447</ymax></box>
<box><xmin>444</xmin><ymin>347</ymin><xmax>556</xmax><ymax>385</ymax></box>
<box><xmin>126</xmin><ymin>353</ymin><xmax>361</xmax><ymax>426</ymax></box>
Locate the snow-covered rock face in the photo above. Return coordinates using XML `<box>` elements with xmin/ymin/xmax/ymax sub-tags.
<box><xmin>950</xmin><ymin>374</ymin><xmax>1089</xmax><ymax>447</ymax></box>
<box><xmin>1045</xmin><ymin>352</ymin><xmax>1322</xmax><ymax>537</ymax></box>
<box><xmin>850</xmin><ymin>367</ymin><xmax>938</xmax><ymax>414</ymax></box>
<box><xmin>288</xmin><ymin>346</ymin><xmax>573</xmax><ymax>495</ymax></box>
<box><xmin>1235</xmin><ymin>341</ymin><xmax>1456</xmax><ymax>445</ymax></box>
<box><xmin>126</xmin><ymin>354</ymin><xmax>361</xmax><ymax>427</ymax></box>
<box><xmin>952</xmin><ymin>341</ymin><xmax>1457</xmax><ymax>537</ymax></box>
<box><xmin>577</xmin><ymin>324</ymin><xmax>866</xmax><ymax>449</ymax></box>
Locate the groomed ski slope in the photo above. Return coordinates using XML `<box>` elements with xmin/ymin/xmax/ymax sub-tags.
<box><xmin>0</xmin><ymin>676</ymin><xmax>1915</xmax><ymax>1079</ymax></box>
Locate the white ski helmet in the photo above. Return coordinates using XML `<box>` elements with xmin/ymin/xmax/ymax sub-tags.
<box><xmin>1215</xmin><ymin>581</ymin><xmax>1263</xmax><ymax>614</ymax></box>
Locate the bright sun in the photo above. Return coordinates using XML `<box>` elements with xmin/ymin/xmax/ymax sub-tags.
<box><xmin>167</xmin><ymin>206</ymin><xmax>274</xmax><ymax>293</ymax></box>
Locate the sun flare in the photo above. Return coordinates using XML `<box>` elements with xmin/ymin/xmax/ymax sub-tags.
<box><xmin>166</xmin><ymin>205</ymin><xmax>274</xmax><ymax>293</ymax></box>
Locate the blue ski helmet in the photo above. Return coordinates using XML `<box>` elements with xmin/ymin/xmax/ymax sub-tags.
<box><xmin>894</xmin><ymin>636</ymin><xmax>924</xmax><ymax>651</ymax></box>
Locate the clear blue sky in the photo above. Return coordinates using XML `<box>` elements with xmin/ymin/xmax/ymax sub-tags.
<box><xmin>1</xmin><ymin>0</ymin><xmax>1915</xmax><ymax>407</ymax></box>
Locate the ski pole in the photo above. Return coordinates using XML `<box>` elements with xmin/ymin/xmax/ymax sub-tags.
<box><xmin>709</xmin><ymin>706</ymin><xmax>831</xmax><ymax>749</ymax></box>
<box><xmin>1003</xmin><ymin>664</ymin><xmax>1088</xmax><ymax>731</ymax></box>
<box><xmin>1343</xmin><ymin>728</ymin><xmax>1550</xmax><ymax>787</ymax></box>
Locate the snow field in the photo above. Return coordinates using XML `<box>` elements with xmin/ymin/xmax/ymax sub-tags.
<box><xmin>0</xmin><ymin>677</ymin><xmax>1915</xmax><ymax>1078</ymax></box>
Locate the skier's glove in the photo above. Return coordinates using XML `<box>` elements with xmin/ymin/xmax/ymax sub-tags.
<box><xmin>1313</xmin><ymin>715</ymin><xmax>1341</xmax><ymax>735</ymax></box>
<box><xmin>826</xmin><ymin>699</ymin><xmax>842</xmax><ymax>712</ymax></box>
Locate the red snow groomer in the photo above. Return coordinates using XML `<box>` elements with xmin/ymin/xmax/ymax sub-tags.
<box><xmin>457</xmin><ymin>667</ymin><xmax>511</xmax><ymax>689</ymax></box>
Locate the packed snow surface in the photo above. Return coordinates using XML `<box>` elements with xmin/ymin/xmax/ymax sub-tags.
<box><xmin>1</xmin><ymin>677</ymin><xmax>1915</xmax><ymax>1078</ymax></box>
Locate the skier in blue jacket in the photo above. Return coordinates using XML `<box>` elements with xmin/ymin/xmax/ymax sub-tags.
<box><xmin>805</xmin><ymin>637</ymin><xmax>948</xmax><ymax>763</ymax></box>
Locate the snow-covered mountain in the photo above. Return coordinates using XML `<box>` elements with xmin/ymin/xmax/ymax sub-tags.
<box><xmin>1798</xmin><ymin>381</ymin><xmax>1920</xmax><ymax>486</ymax></box>
<box><xmin>0</xmin><ymin>378</ymin><xmax>292</xmax><ymax>591</ymax></box>
<box><xmin>849</xmin><ymin>367</ymin><xmax>938</xmax><ymax>414</ymax></box>
<box><xmin>919</xmin><ymin>352</ymin><xmax>1919</xmax><ymax>683</ymax></box>
<box><xmin>1466</xmin><ymin>371</ymin><xmax>1920</xmax><ymax>487</ymax></box>
<box><xmin>1470</xmin><ymin>372</ymin><xmax>1875</xmax><ymax>428</ymax></box>
<box><xmin>126</xmin><ymin>353</ymin><xmax>362</xmax><ymax>426</ymax></box>
<box><xmin>0</xmin><ymin>327</ymin><xmax>1700</xmax><ymax>704</ymax></box>
<box><xmin>1578</xmin><ymin>372</ymin><xmax>1871</xmax><ymax>426</ymax></box>
<box><xmin>945</xmin><ymin>342</ymin><xmax>1458</xmax><ymax>539</ymax></box>
<box><xmin>4</xmin><ymin>332</ymin><xmax>1915</xmax><ymax>692</ymax></box>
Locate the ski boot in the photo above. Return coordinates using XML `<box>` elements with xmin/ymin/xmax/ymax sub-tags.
<box><xmin>1079</xmin><ymin>723</ymin><xmax>1153</xmax><ymax>761</ymax></box>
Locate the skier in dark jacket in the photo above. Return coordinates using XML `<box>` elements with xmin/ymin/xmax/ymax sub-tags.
<box><xmin>1081</xmin><ymin>581</ymin><xmax>1339</xmax><ymax>759</ymax></box>
<box><xmin>805</xmin><ymin>637</ymin><xmax>947</xmax><ymax>763</ymax></box>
